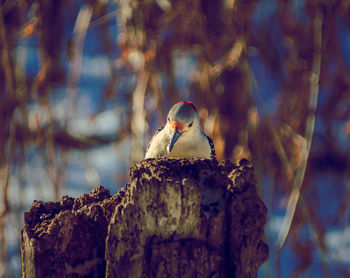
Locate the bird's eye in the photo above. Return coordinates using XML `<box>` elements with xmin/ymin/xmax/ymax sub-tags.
<box><xmin>168</xmin><ymin>117</ymin><xmax>170</xmax><ymax>122</ymax></box>
<box><xmin>188</xmin><ymin>121</ymin><xmax>193</xmax><ymax>127</ymax></box>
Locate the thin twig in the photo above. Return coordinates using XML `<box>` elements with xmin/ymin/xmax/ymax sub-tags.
<box><xmin>0</xmin><ymin>115</ymin><xmax>16</xmax><ymax>278</ymax></box>
<box><xmin>73</xmin><ymin>9</ymin><xmax>119</xmax><ymax>35</ymax></box>
<box><xmin>247</xmin><ymin>59</ymin><xmax>293</xmax><ymax>278</ymax></box>
<box><xmin>275</xmin><ymin>7</ymin><xmax>323</xmax><ymax>250</ymax></box>
<box><xmin>0</xmin><ymin>4</ymin><xmax>17</xmax><ymax>276</ymax></box>
<box><xmin>209</xmin><ymin>39</ymin><xmax>245</xmax><ymax>79</ymax></box>
<box><xmin>299</xmin><ymin>194</ymin><xmax>332</xmax><ymax>278</ymax></box>
<box><xmin>131</xmin><ymin>70</ymin><xmax>150</xmax><ymax>162</ymax></box>
<box><xmin>66</xmin><ymin>4</ymin><xmax>93</xmax><ymax>113</ymax></box>
<box><xmin>247</xmin><ymin>65</ymin><xmax>293</xmax><ymax>178</ymax></box>
<box><xmin>44</xmin><ymin>100</ymin><xmax>59</xmax><ymax>199</ymax></box>
<box><xmin>0</xmin><ymin>3</ymin><xmax>15</xmax><ymax>95</ymax></box>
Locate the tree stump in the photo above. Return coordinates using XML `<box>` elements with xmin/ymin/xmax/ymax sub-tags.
<box><xmin>21</xmin><ymin>186</ymin><xmax>120</xmax><ymax>278</ymax></box>
<box><xmin>21</xmin><ymin>158</ymin><xmax>268</xmax><ymax>278</ymax></box>
<box><xmin>106</xmin><ymin>158</ymin><xmax>268</xmax><ymax>277</ymax></box>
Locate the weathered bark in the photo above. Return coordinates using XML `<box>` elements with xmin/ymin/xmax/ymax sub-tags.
<box><xmin>21</xmin><ymin>158</ymin><xmax>268</xmax><ymax>278</ymax></box>
<box><xmin>21</xmin><ymin>186</ymin><xmax>121</xmax><ymax>278</ymax></box>
<box><xmin>106</xmin><ymin>158</ymin><xmax>268</xmax><ymax>278</ymax></box>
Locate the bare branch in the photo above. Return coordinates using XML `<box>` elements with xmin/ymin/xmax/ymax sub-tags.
<box><xmin>66</xmin><ymin>4</ymin><xmax>93</xmax><ymax>113</ymax></box>
<box><xmin>131</xmin><ymin>70</ymin><xmax>150</xmax><ymax>162</ymax></box>
<box><xmin>0</xmin><ymin>2</ymin><xmax>15</xmax><ymax>95</ymax></box>
<box><xmin>275</xmin><ymin>7</ymin><xmax>323</xmax><ymax>251</ymax></box>
<box><xmin>247</xmin><ymin>64</ymin><xmax>293</xmax><ymax>179</ymax></box>
<box><xmin>209</xmin><ymin>39</ymin><xmax>245</xmax><ymax>79</ymax></box>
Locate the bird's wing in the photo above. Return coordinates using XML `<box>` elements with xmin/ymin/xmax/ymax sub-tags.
<box><xmin>205</xmin><ymin>135</ymin><xmax>216</xmax><ymax>159</ymax></box>
<box><xmin>145</xmin><ymin>126</ymin><xmax>168</xmax><ymax>158</ymax></box>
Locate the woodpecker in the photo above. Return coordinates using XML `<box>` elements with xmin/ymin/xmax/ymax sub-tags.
<box><xmin>145</xmin><ymin>101</ymin><xmax>216</xmax><ymax>159</ymax></box>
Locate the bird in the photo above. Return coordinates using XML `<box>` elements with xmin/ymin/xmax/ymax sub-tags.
<box><xmin>144</xmin><ymin>101</ymin><xmax>216</xmax><ymax>159</ymax></box>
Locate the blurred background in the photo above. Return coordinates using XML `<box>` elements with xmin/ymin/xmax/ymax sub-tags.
<box><xmin>0</xmin><ymin>0</ymin><xmax>349</xmax><ymax>277</ymax></box>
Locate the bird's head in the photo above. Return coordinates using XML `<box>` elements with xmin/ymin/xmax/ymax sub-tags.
<box><xmin>166</xmin><ymin>101</ymin><xmax>200</xmax><ymax>153</ymax></box>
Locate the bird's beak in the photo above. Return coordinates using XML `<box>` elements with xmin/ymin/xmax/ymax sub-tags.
<box><xmin>167</xmin><ymin>129</ymin><xmax>182</xmax><ymax>153</ymax></box>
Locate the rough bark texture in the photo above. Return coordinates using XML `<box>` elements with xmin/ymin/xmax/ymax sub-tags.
<box><xmin>21</xmin><ymin>186</ymin><xmax>121</xmax><ymax>278</ymax></box>
<box><xmin>105</xmin><ymin>158</ymin><xmax>268</xmax><ymax>278</ymax></box>
<box><xmin>21</xmin><ymin>158</ymin><xmax>269</xmax><ymax>278</ymax></box>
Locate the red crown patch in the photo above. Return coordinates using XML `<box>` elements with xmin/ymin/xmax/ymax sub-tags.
<box><xmin>175</xmin><ymin>101</ymin><xmax>197</xmax><ymax>112</ymax></box>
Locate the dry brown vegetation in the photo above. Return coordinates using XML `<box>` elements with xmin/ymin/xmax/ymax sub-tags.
<box><xmin>1</xmin><ymin>0</ymin><xmax>350</xmax><ymax>277</ymax></box>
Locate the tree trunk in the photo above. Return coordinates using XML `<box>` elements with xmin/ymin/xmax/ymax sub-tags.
<box><xmin>21</xmin><ymin>158</ymin><xmax>269</xmax><ymax>278</ymax></box>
